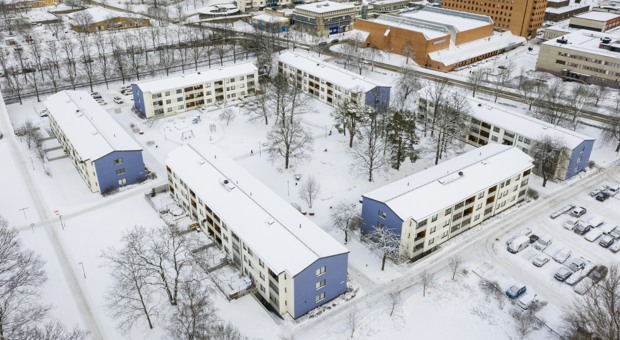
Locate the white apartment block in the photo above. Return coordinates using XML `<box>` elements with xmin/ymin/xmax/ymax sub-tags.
<box><xmin>361</xmin><ymin>144</ymin><xmax>534</xmax><ymax>261</ymax></box>
<box><xmin>277</xmin><ymin>51</ymin><xmax>391</xmax><ymax>110</ymax></box>
<box><xmin>132</xmin><ymin>64</ymin><xmax>258</xmax><ymax>118</ymax></box>
<box><xmin>165</xmin><ymin>144</ymin><xmax>349</xmax><ymax>319</ymax></box>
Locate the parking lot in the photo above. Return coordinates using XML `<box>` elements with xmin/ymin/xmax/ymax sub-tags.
<box><xmin>496</xmin><ymin>181</ymin><xmax>620</xmax><ymax>305</ymax></box>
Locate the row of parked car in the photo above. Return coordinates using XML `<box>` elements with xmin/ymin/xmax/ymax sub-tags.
<box><xmin>589</xmin><ymin>184</ymin><xmax>619</xmax><ymax>202</ymax></box>
<box><xmin>563</xmin><ymin>206</ymin><xmax>620</xmax><ymax>252</ymax></box>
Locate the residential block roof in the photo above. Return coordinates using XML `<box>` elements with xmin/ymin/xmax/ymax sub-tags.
<box><xmin>135</xmin><ymin>63</ymin><xmax>258</xmax><ymax>93</ymax></box>
<box><xmin>400</xmin><ymin>6</ymin><xmax>493</xmax><ymax>32</ymax></box>
<box><xmin>68</xmin><ymin>7</ymin><xmax>144</xmax><ymax>23</ymax></box>
<box><xmin>44</xmin><ymin>91</ymin><xmax>142</xmax><ymax>161</ymax></box>
<box><xmin>294</xmin><ymin>1</ymin><xmax>357</xmax><ymax>14</ymax></box>
<box><xmin>165</xmin><ymin>144</ymin><xmax>349</xmax><ymax>276</ymax></box>
<box><xmin>573</xmin><ymin>11</ymin><xmax>620</xmax><ymax>21</ymax></box>
<box><xmin>278</xmin><ymin>51</ymin><xmax>389</xmax><ymax>92</ymax></box>
<box><xmin>467</xmin><ymin>97</ymin><xmax>595</xmax><ymax>149</ymax></box>
<box><xmin>363</xmin><ymin>145</ymin><xmax>533</xmax><ymax>221</ymax></box>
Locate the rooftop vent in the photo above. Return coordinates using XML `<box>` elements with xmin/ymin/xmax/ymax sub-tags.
<box><xmin>221</xmin><ymin>178</ymin><xmax>236</xmax><ymax>191</ymax></box>
<box><xmin>266</xmin><ymin>218</ymin><xmax>275</xmax><ymax>226</ymax></box>
<box><xmin>438</xmin><ymin>172</ymin><xmax>463</xmax><ymax>185</ymax></box>
<box><xmin>602</xmin><ymin>37</ymin><xmax>612</xmax><ymax>44</ymax></box>
<box><xmin>556</xmin><ymin>37</ymin><xmax>568</xmax><ymax>44</ymax></box>
<box><xmin>478</xmin><ymin>103</ymin><xmax>482</xmax><ymax>107</ymax></box>
<box><xmin>197</xmin><ymin>159</ymin><xmax>205</xmax><ymax>165</ymax></box>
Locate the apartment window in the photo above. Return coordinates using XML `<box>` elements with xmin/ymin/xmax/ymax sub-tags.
<box><xmin>493</xmin><ymin>127</ymin><xmax>500</xmax><ymax>133</ymax></box>
<box><xmin>430</xmin><ymin>226</ymin><xmax>436</xmax><ymax>234</ymax></box>
<box><xmin>177</xmin><ymin>97</ymin><xmax>183</xmax><ymax>102</ymax></box>
<box><xmin>260</xmin><ymin>285</ymin><xmax>266</xmax><ymax>293</ymax></box>
<box><xmin>165</xmin><ymin>91</ymin><xmax>170</xmax><ymax>96</ymax></box>
<box><xmin>445</xmin><ymin>208</ymin><xmax>452</xmax><ymax>216</ymax></box>
<box><xmin>378</xmin><ymin>210</ymin><xmax>387</xmax><ymax>219</ymax></box>
<box><xmin>315</xmin><ymin>292</ymin><xmax>325</xmax><ymax>302</ymax></box>
<box><xmin>260</xmin><ymin>272</ymin><xmax>265</xmax><ymax>280</ymax></box>
<box><xmin>441</xmin><ymin>231</ymin><xmax>448</xmax><ymax>238</ymax></box>
<box><xmin>176</xmin><ymin>89</ymin><xmax>182</xmax><ymax>94</ymax></box>
<box><xmin>491</xmin><ymin>136</ymin><xmax>498</xmax><ymax>142</ymax></box>
<box><xmin>476</xmin><ymin>203</ymin><xmax>482</xmax><ymax>210</ymax></box>
<box><xmin>316</xmin><ymin>266</ymin><xmax>326</xmax><ymax>276</ymax></box>
<box><xmin>477</xmin><ymin>192</ymin><xmax>484</xmax><ymax>199</ymax></box>
<box><xmin>429</xmin><ymin>238</ymin><xmax>435</xmax><ymax>246</ymax></box>
<box><xmin>118</xmin><ymin>178</ymin><xmax>126</xmax><ymax>186</ymax></box>
<box><xmin>417</xmin><ymin>219</ymin><xmax>427</xmax><ymax>228</ymax></box>
<box><xmin>259</xmin><ymin>259</ymin><xmax>264</xmax><ymax>268</ymax></box>
<box><xmin>316</xmin><ymin>279</ymin><xmax>326</xmax><ymax>290</ymax></box>
<box><xmin>113</xmin><ymin>158</ymin><xmax>123</xmax><ymax>165</ymax></box>
<box><xmin>431</xmin><ymin>214</ymin><xmax>438</xmax><ymax>222</ymax></box>
<box><xmin>116</xmin><ymin>168</ymin><xmax>125</xmax><ymax>175</ymax></box>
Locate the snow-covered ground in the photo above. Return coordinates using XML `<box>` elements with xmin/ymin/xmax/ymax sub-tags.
<box><xmin>2</xmin><ymin>36</ymin><xmax>620</xmax><ymax>339</ymax></box>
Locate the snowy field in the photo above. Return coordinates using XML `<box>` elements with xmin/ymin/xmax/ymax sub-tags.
<box><xmin>1</xmin><ymin>37</ymin><xmax>620</xmax><ymax>339</ymax></box>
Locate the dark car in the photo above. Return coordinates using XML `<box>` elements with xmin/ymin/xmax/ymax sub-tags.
<box><xmin>596</xmin><ymin>192</ymin><xmax>610</xmax><ymax>202</ymax></box>
<box><xmin>574</xmin><ymin>222</ymin><xmax>591</xmax><ymax>235</ymax></box>
<box><xmin>331</xmin><ymin>39</ymin><xmax>340</xmax><ymax>44</ymax></box>
<box><xmin>588</xmin><ymin>265</ymin><xmax>608</xmax><ymax>283</ymax></box>
<box><xmin>318</xmin><ymin>41</ymin><xmax>327</xmax><ymax>47</ymax></box>
<box><xmin>506</xmin><ymin>284</ymin><xmax>527</xmax><ymax>299</ymax></box>
<box><xmin>529</xmin><ymin>234</ymin><xmax>539</xmax><ymax>244</ymax></box>
<box><xmin>599</xmin><ymin>235</ymin><xmax>615</xmax><ymax>248</ymax></box>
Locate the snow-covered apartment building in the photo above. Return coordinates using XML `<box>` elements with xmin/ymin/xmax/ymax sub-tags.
<box><xmin>536</xmin><ymin>28</ymin><xmax>620</xmax><ymax>88</ymax></box>
<box><xmin>277</xmin><ymin>51</ymin><xmax>391</xmax><ymax>110</ymax></box>
<box><xmin>45</xmin><ymin>91</ymin><xmax>146</xmax><ymax>194</ymax></box>
<box><xmin>166</xmin><ymin>144</ymin><xmax>349</xmax><ymax>319</ymax></box>
<box><xmin>132</xmin><ymin>64</ymin><xmax>258</xmax><ymax>118</ymax></box>
<box><xmin>361</xmin><ymin>144</ymin><xmax>534</xmax><ymax>262</ymax></box>
<box><xmin>461</xmin><ymin>98</ymin><xmax>595</xmax><ymax>181</ymax></box>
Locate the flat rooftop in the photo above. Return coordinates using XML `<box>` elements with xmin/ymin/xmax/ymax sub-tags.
<box><xmin>294</xmin><ymin>1</ymin><xmax>357</xmax><ymax>14</ymax></box>
<box><xmin>467</xmin><ymin>97</ymin><xmax>595</xmax><ymax>149</ymax></box>
<box><xmin>45</xmin><ymin>91</ymin><xmax>142</xmax><ymax>161</ymax></box>
<box><xmin>400</xmin><ymin>6</ymin><xmax>493</xmax><ymax>32</ymax></box>
<box><xmin>545</xmin><ymin>4</ymin><xmax>590</xmax><ymax>14</ymax></box>
<box><xmin>165</xmin><ymin>144</ymin><xmax>349</xmax><ymax>276</ymax></box>
<box><xmin>68</xmin><ymin>7</ymin><xmax>143</xmax><ymax>23</ymax></box>
<box><xmin>278</xmin><ymin>51</ymin><xmax>388</xmax><ymax>92</ymax></box>
<box><xmin>372</xmin><ymin>14</ymin><xmax>449</xmax><ymax>40</ymax></box>
<box><xmin>363</xmin><ymin>144</ymin><xmax>533</xmax><ymax>221</ymax></box>
<box><xmin>573</xmin><ymin>11</ymin><xmax>620</xmax><ymax>21</ymax></box>
<box><xmin>541</xmin><ymin>29</ymin><xmax>620</xmax><ymax>59</ymax></box>
<box><xmin>135</xmin><ymin>63</ymin><xmax>257</xmax><ymax>93</ymax></box>
<box><xmin>429</xmin><ymin>31</ymin><xmax>525</xmax><ymax>66</ymax></box>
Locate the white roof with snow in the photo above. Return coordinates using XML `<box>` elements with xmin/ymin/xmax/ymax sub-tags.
<box><xmin>44</xmin><ymin>91</ymin><xmax>142</xmax><ymax>161</ymax></box>
<box><xmin>278</xmin><ymin>51</ymin><xmax>388</xmax><ymax>92</ymax></box>
<box><xmin>136</xmin><ymin>63</ymin><xmax>258</xmax><ymax>93</ymax></box>
<box><xmin>363</xmin><ymin>145</ymin><xmax>533</xmax><ymax>221</ymax></box>
<box><xmin>573</xmin><ymin>11</ymin><xmax>620</xmax><ymax>21</ymax></box>
<box><xmin>541</xmin><ymin>29</ymin><xmax>620</xmax><ymax>59</ymax></box>
<box><xmin>371</xmin><ymin>14</ymin><xmax>449</xmax><ymax>40</ymax></box>
<box><xmin>545</xmin><ymin>4</ymin><xmax>589</xmax><ymax>14</ymax></box>
<box><xmin>68</xmin><ymin>7</ymin><xmax>144</xmax><ymax>23</ymax></box>
<box><xmin>294</xmin><ymin>1</ymin><xmax>357</xmax><ymax>14</ymax></box>
<box><xmin>428</xmin><ymin>31</ymin><xmax>525</xmax><ymax>66</ymax></box>
<box><xmin>166</xmin><ymin>144</ymin><xmax>348</xmax><ymax>276</ymax></box>
<box><xmin>252</xmin><ymin>13</ymin><xmax>289</xmax><ymax>23</ymax></box>
<box><xmin>467</xmin><ymin>97</ymin><xmax>595</xmax><ymax>149</ymax></box>
<box><xmin>400</xmin><ymin>7</ymin><xmax>492</xmax><ymax>32</ymax></box>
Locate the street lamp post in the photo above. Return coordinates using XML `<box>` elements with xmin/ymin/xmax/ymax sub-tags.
<box><xmin>78</xmin><ymin>262</ymin><xmax>86</xmax><ymax>279</ymax></box>
<box><xmin>19</xmin><ymin>207</ymin><xmax>29</xmax><ymax>220</ymax></box>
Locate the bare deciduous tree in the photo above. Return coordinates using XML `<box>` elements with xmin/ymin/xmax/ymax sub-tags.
<box><xmin>420</xmin><ymin>269</ymin><xmax>434</xmax><ymax>297</ymax></box>
<box><xmin>479</xmin><ymin>279</ymin><xmax>505</xmax><ymax>309</ymax></box>
<box><xmin>16</xmin><ymin>119</ymin><xmax>42</xmax><ymax>150</ymax></box>
<box><xmin>299</xmin><ymin>175</ymin><xmax>321</xmax><ymax>209</ymax></box>
<box><xmin>210</xmin><ymin>322</ymin><xmax>245</xmax><ymax>340</ymax></box>
<box><xmin>330</xmin><ymin>201</ymin><xmax>361</xmax><ymax>243</ymax></box>
<box><xmin>602</xmin><ymin>112</ymin><xmax>620</xmax><ymax>153</ymax></box>
<box><xmin>346</xmin><ymin>307</ymin><xmax>359</xmax><ymax>339</ymax></box>
<box><xmin>332</xmin><ymin>98</ymin><xmax>372</xmax><ymax>148</ymax></box>
<box><xmin>590</xmin><ymin>85</ymin><xmax>607</xmax><ymax>107</ymax></box>
<box><xmin>73</xmin><ymin>10</ymin><xmax>94</xmax><ymax>34</ymax></box>
<box><xmin>467</xmin><ymin>68</ymin><xmax>487</xmax><ymax>98</ymax></box>
<box><xmin>563</xmin><ymin>264</ymin><xmax>620</xmax><ymax>340</ymax></box>
<box><xmin>388</xmin><ymin>289</ymin><xmax>402</xmax><ymax>317</ymax></box>
<box><xmin>365</xmin><ymin>225</ymin><xmax>401</xmax><ymax>271</ymax></box>
<box><xmin>530</xmin><ymin>135</ymin><xmax>568</xmax><ymax>187</ymax></box>
<box><xmin>511</xmin><ymin>309</ymin><xmax>542</xmax><ymax>338</ymax></box>
<box><xmin>448</xmin><ymin>256</ymin><xmax>462</xmax><ymax>281</ymax></box>
<box><xmin>266</xmin><ymin>117</ymin><xmax>314</xmax><ymax>169</ymax></box>
<box><xmin>167</xmin><ymin>279</ymin><xmax>216</xmax><ymax>339</ymax></box>
<box><xmin>534</xmin><ymin>79</ymin><xmax>567</xmax><ymax>127</ymax></box>
<box><xmin>517</xmin><ymin>69</ymin><xmax>548</xmax><ymax>111</ymax></box>
<box><xmin>219</xmin><ymin>107</ymin><xmax>236</xmax><ymax>126</ymax></box>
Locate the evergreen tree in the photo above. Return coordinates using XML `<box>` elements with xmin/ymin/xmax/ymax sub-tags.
<box><xmin>385</xmin><ymin>108</ymin><xmax>419</xmax><ymax>170</ymax></box>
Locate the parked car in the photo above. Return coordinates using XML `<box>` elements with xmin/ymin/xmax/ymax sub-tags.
<box><xmin>318</xmin><ymin>41</ymin><xmax>327</xmax><ymax>47</ymax></box>
<box><xmin>90</xmin><ymin>91</ymin><xmax>101</xmax><ymax>96</ymax></box>
<box><xmin>508</xmin><ymin>235</ymin><xmax>530</xmax><ymax>254</ymax></box>
<box><xmin>587</xmin><ymin>216</ymin><xmax>605</xmax><ymax>228</ymax></box>
<box><xmin>599</xmin><ymin>235</ymin><xmax>615</xmax><ymax>248</ymax></box>
<box><xmin>39</xmin><ymin>109</ymin><xmax>49</xmax><ymax>117</ymax></box>
<box><xmin>92</xmin><ymin>95</ymin><xmax>103</xmax><ymax>100</ymax></box>
<box><xmin>610</xmin><ymin>242</ymin><xmax>620</xmax><ymax>253</ymax></box>
<box><xmin>553</xmin><ymin>248</ymin><xmax>572</xmax><ymax>263</ymax></box>
<box><xmin>517</xmin><ymin>293</ymin><xmax>538</xmax><ymax>310</ymax></box>
<box><xmin>529</xmin><ymin>234</ymin><xmax>539</xmax><ymax>244</ymax></box>
<box><xmin>533</xmin><ymin>234</ymin><xmax>552</xmax><ymax>251</ymax></box>
<box><xmin>588</xmin><ymin>265</ymin><xmax>608</xmax><ymax>283</ymax></box>
<box><xmin>610</xmin><ymin>227</ymin><xmax>620</xmax><ymax>240</ymax></box>
<box><xmin>589</xmin><ymin>187</ymin><xmax>604</xmax><ymax>197</ymax></box>
<box><xmin>564</xmin><ymin>219</ymin><xmax>577</xmax><ymax>230</ymax></box>
<box><xmin>331</xmin><ymin>39</ymin><xmax>339</xmax><ymax>43</ymax></box>
<box><xmin>113</xmin><ymin>96</ymin><xmax>124</xmax><ymax>104</ymax></box>
<box><xmin>532</xmin><ymin>254</ymin><xmax>550</xmax><ymax>267</ymax></box>
<box><xmin>604</xmin><ymin>185</ymin><xmax>620</xmax><ymax>197</ymax></box>
<box><xmin>567</xmin><ymin>257</ymin><xmax>587</xmax><ymax>272</ymax></box>
<box><xmin>0</xmin><ymin>131</ymin><xmax>3</xmax><ymax>139</ymax></box>
<box><xmin>555</xmin><ymin>267</ymin><xmax>573</xmax><ymax>282</ymax></box>
<box><xmin>585</xmin><ymin>228</ymin><xmax>604</xmax><ymax>242</ymax></box>
<box><xmin>570</xmin><ymin>206</ymin><xmax>587</xmax><ymax>217</ymax></box>
<box><xmin>574</xmin><ymin>221</ymin><xmax>591</xmax><ymax>235</ymax></box>
<box><xmin>596</xmin><ymin>192</ymin><xmax>610</xmax><ymax>202</ymax></box>
<box><xmin>506</xmin><ymin>284</ymin><xmax>527</xmax><ymax>299</ymax></box>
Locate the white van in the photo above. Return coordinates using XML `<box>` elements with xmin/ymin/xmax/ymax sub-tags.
<box><xmin>517</xmin><ymin>293</ymin><xmax>538</xmax><ymax>310</ymax></box>
<box><xmin>585</xmin><ymin>228</ymin><xmax>604</xmax><ymax>242</ymax></box>
<box><xmin>508</xmin><ymin>235</ymin><xmax>530</xmax><ymax>254</ymax></box>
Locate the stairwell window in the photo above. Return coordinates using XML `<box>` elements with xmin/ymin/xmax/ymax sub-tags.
<box><xmin>116</xmin><ymin>168</ymin><xmax>125</xmax><ymax>175</ymax></box>
<box><xmin>316</xmin><ymin>292</ymin><xmax>325</xmax><ymax>302</ymax></box>
<box><xmin>114</xmin><ymin>158</ymin><xmax>123</xmax><ymax>165</ymax></box>
<box><xmin>378</xmin><ymin>210</ymin><xmax>387</xmax><ymax>219</ymax></box>
<box><xmin>316</xmin><ymin>266</ymin><xmax>326</xmax><ymax>276</ymax></box>
<box><xmin>316</xmin><ymin>279</ymin><xmax>326</xmax><ymax>290</ymax></box>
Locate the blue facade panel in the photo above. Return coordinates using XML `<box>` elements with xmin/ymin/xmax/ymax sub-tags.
<box><xmin>293</xmin><ymin>253</ymin><xmax>348</xmax><ymax>318</ymax></box>
<box><xmin>565</xmin><ymin>140</ymin><xmax>594</xmax><ymax>180</ymax></box>
<box><xmin>132</xmin><ymin>84</ymin><xmax>147</xmax><ymax>118</ymax></box>
<box><xmin>94</xmin><ymin>150</ymin><xmax>146</xmax><ymax>194</ymax></box>
<box><xmin>360</xmin><ymin>197</ymin><xmax>404</xmax><ymax>237</ymax></box>
<box><xmin>365</xmin><ymin>86</ymin><xmax>391</xmax><ymax>112</ymax></box>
